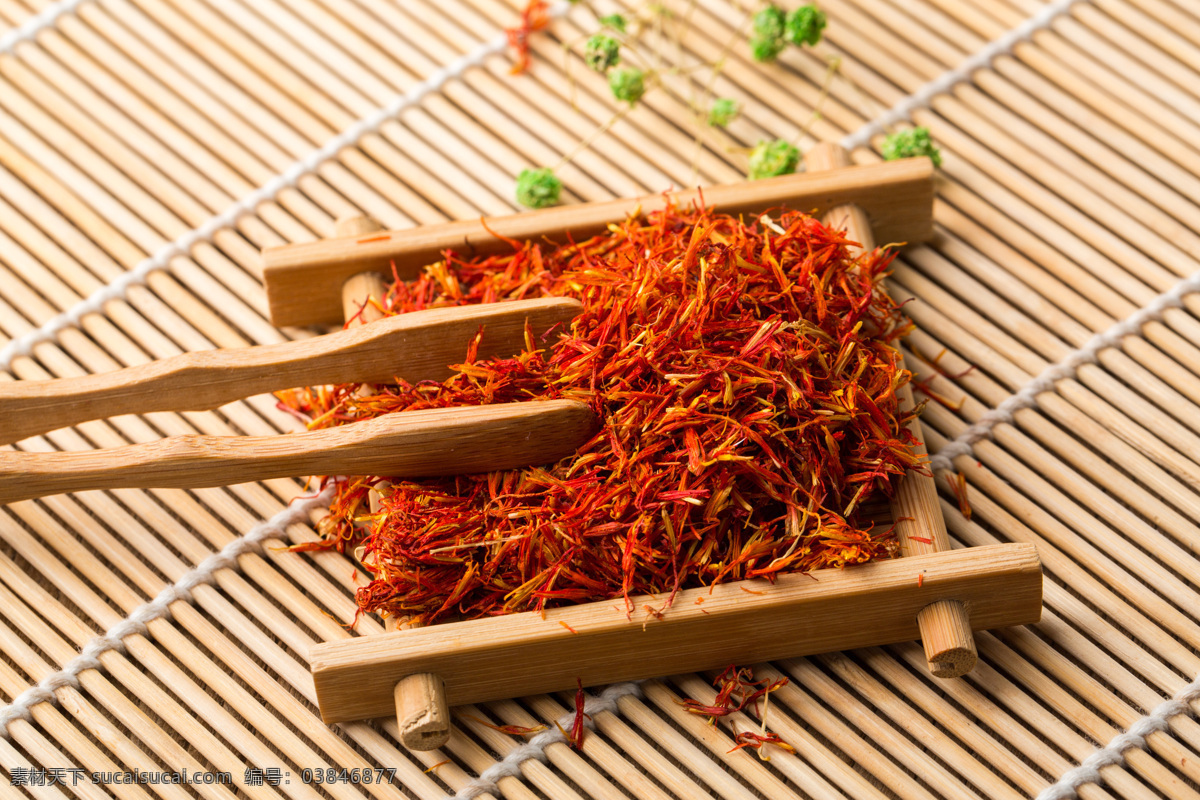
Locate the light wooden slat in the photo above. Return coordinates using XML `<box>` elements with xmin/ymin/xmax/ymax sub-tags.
<box><xmin>311</xmin><ymin>544</ymin><xmax>1040</xmax><ymax>720</ymax></box>
<box><xmin>507</xmin><ymin>695</ymin><xmax>683</xmax><ymax>800</ymax></box>
<box><xmin>669</xmin><ymin>672</ymin><xmax>853</xmax><ymax>800</ymax></box>
<box><xmin>6</xmin><ymin>0</ymin><xmax>1200</xmax><ymax>798</ymax></box>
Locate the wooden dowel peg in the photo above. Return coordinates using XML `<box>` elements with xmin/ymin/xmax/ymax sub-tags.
<box><xmin>918</xmin><ymin>599</ymin><xmax>976</xmax><ymax>678</ymax></box>
<box><xmin>333</xmin><ymin>216</ymin><xmax>448</xmax><ymax>748</ymax></box>
<box><xmin>395</xmin><ymin>673</ymin><xmax>451</xmax><ymax>751</ymax></box>
<box><xmin>336</xmin><ymin>215</ymin><xmax>389</xmax><ymax>327</ymax></box>
<box><xmin>804</xmin><ymin>142</ymin><xmax>977</xmax><ymax>679</ymax></box>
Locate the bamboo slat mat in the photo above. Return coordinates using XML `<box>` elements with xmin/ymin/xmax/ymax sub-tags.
<box><xmin>2</xmin><ymin>0</ymin><xmax>1200</xmax><ymax>797</ymax></box>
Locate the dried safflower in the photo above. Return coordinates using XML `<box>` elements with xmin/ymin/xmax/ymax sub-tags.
<box><xmin>515</xmin><ymin>167</ymin><xmax>562</xmax><ymax>209</ymax></box>
<box><xmin>785</xmin><ymin>5</ymin><xmax>826</xmax><ymax>46</ymax></box>
<box><xmin>585</xmin><ymin>34</ymin><xmax>620</xmax><ymax>72</ymax></box>
<box><xmin>506</xmin><ymin>0</ymin><xmax>551</xmax><ymax>74</ymax></box>
<box><xmin>747</xmin><ymin>139</ymin><xmax>800</xmax><ymax>179</ymax></box>
<box><xmin>608</xmin><ymin>67</ymin><xmax>646</xmax><ymax>104</ymax></box>
<box><xmin>882</xmin><ymin>126</ymin><xmax>943</xmax><ymax>167</ymax></box>
<box><xmin>708</xmin><ymin>97</ymin><xmax>740</xmax><ymax>127</ymax></box>
<box><xmin>283</xmin><ymin>204</ymin><xmax>915</xmax><ymax>626</ymax></box>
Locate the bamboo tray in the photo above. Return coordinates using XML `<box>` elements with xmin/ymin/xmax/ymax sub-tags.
<box><xmin>2</xmin><ymin>0</ymin><xmax>1199</xmax><ymax>797</ymax></box>
<box><xmin>261</xmin><ymin>153</ymin><xmax>1042</xmax><ymax>749</ymax></box>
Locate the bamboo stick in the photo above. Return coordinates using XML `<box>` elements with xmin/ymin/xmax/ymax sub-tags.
<box><xmin>504</xmin><ymin>696</ymin><xmax>680</xmax><ymax>800</ymax></box>
<box><xmin>0</xmin><ymin>297</ymin><xmax>582</xmax><ymax>445</ymax></box>
<box><xmin>911</xmin><ymin>393</ymin><xmax>1200</xmax><ymax>685</ymax></box>
<box><xmin>328</xmin><ymin>213</ymin><xmax>451</xmax><ymax>750</ymax></box>
<box><xmin>616</xmin><ymin>686</ymin><xmax>762</xmax><ymax>800</ymax></box>
<box><xmin>750</xmin><ymin>662</ymin><xmax>941</xmax><ymax>800</ymax></box>
<box><xmin>804</xmin><ymin>142</ymin><xmax>977</xmax><ymax>678</ymax></box>
<box><xmin>670</xmin><ymin>672</ymin><xmax>852</xmax><ymax>800</ymax></box>
<box><xmin>0</xmin><ymin>399</ymin><xmax>594</xmax><ymax>505</ymax></box>
<box><xmin>263</xmin><ymin>159</ymin><xmax>932</xmax><ymax>325</ymax></box>
<box><xmin>5</xmin><ymin>1</ymin><xmax>1200</xmax><ymax>798</ymax></box>
<box><xmin>454</xmin><ymin>707</ymin><xmax>591</xmax><ymax>800</ymax></box>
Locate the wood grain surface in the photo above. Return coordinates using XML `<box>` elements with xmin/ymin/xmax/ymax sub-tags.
<box><xmin>3</xmin><ymin>0</ymin><xmax>1199</xmax><ymax>796</ymax></box>
<box><xmin>311</xmin><ymin>543</ymin><xmax>1042</xmax><ymax>720</ymax></box>
<box><xmin>0</xmin><ymin>297</ymin><xmax>580</xmax><ymax>444</ymax></box>
<box><xmin>262</xmin><ymin>158</ymin><xmax>935</xmax><ymax>326</ymax></box>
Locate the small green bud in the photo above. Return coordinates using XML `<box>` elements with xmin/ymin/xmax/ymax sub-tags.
<box><xmin>747</xmin><ymin>139</ymin><xmax>800</xmax><ymax>180</ymax></box>
<box><xmin>785</xmin><ymin>5</ymin><xmax>826</xmax><ymax>47</ymax></box>
<box><xmin>708</xmin><ymin>97</ymin><xmax>740</xmax><ymax>127</ymax></box>
<box><xmin>515</xmin><ymin>167</ymin><xmax>562</xmax><ymax>209</ymax></box>
<box><xmin>750</xmin><ymin>6</ymin><xmax>786</xmax><ymax>61</ymax></box>
<box><xmin>608</xmin><ymin>67</ymin><xmax>646</xmax><ymax>105</ymax></box>
<box><xmin>599</xmin><ymin>13</ymin><xmax>627</xmax><ymax>32</ymax></box>
<box><xmin>881</xmin><ymin>126</ymin><xmax>943</xmax><ymax>167</ymax></box>
<box><xmin>749</xmin><ymin>35</ymin><xmax>786</xmax><ymax>62</ymax></box>
<box><xmin>753</xmin><ymin>6</ymin><xmax>786</xmax><ymax>40</ymax></box>
<box><xmin>584</xmin><ymin>34</ymin><xmax>621</xmax><ymax>72</ymax></box>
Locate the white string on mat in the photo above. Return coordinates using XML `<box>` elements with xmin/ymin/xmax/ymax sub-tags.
<box><xmin>0</xmin><ymin>0</ymin><xmax>574</xmax><ymax>375</ymax></box>
<box><xmin>927</xmin><ymin>269</ymin><xmax>1200</xmax><ymax>474</ymax></box>
<box><xmin>449</xmin><ymin>682</ymin><xmax>644</xmax><ymax>800</ymax></box>
<box><xmin>0</xmin><ymin>0</ymin><xmax>1119</xmax><ymax>785</ymax></box>
<box><xmin>0</xmin><ymin>0</ymin><xmax>1084</xmax><ymax>377</ymax></box>
<box><xmin>0</xmin><ymin>0</ymin><xmax>85</xmax><ymax>55</ymax></box>
<box><xmin>1036</xmin><ymin>678</ymin><xmax>1200</xmax><ymax>800</ymax></box>
<box><xmin>0</xmin><ymin>485</ymin><xmax>333</xmax><ymax>738</ymax></box>
<box><xmin>839</xmin><ymin>0</ymin><xmax>1087</xmax><ymax>151</ymax></box>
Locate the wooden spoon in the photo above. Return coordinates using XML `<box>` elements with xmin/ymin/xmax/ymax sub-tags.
<box><xmin>0</xmin><ymin>297</ymin><xmax>580</xmax><ymax>446</ymax></box>
<box><xmin>0</xmin><ymin>399</ymin><xmax>596</xmax><ymax>506</ymax></box>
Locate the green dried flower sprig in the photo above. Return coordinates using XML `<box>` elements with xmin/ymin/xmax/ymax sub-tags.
<box><xmin>599</xmin><ymin>13</ymin><xmax>627</xmax><ymax>32</ymax></box>
<box><xmin>785</xmin><ymin>5</ymin><xmax>826</xmax><ymax>46</ymax></box>
<box><xmin>609</xmin><ymin>67</ymin><xmax>647</xmax><ymax>104</ymax></box>
<box><xmin>748</xmin><ymin>139</ymin><xmax>800</xmax><ymax>180</ymax></box>
<box><xmin>515</xmin><ymin>168</ymin><xmax>563</xmax><ymax>209</ymax></box>
<box><xmin>509</xmin><ymin>2</ymin><xmax>842</xmax><ymax>204</ymax></box>
<box><xmin>749</xmin><ymin>6</ymin><xmax>787</xmax><ymax>62</ymax></box>
<box><xmin>751</xmin><ymin>4</ymin><xmax>826</xmax><ymax>62</ymax></box>
<box><xmin>585</xmin><ymin>34</ymin><xmax>621</xmax><ymax>72</ymax></box>
<box><xmin>708</xmin><ymin>97</ymin><xmax>740</xmax><ymax>127</ymax></box>
<box><xmin>882</xmin><ymin>126</ymin><xmax>942</xmax><ymax>167</ymax></box>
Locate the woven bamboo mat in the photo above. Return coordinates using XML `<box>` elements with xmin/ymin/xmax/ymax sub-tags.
<box><xmin>2</xmin><ymin>0</ymin><xmax>1199</xmax><ymax>797</ymax></box>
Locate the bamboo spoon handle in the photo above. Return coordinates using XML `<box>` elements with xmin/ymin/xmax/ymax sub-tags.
<box><xmin>804</xmin><ymin>143</ymin><xmax>977</xmax><ymax>678</ymax></box>
<box><xmin>0</xmin><ymin>400</ymin><xmax>596</xmax><ymax>506</ymax></box>
<box><xmin>0</xmin><ymin>297</ymin><xmax>581</xmax><ymax>446</ymax></box>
